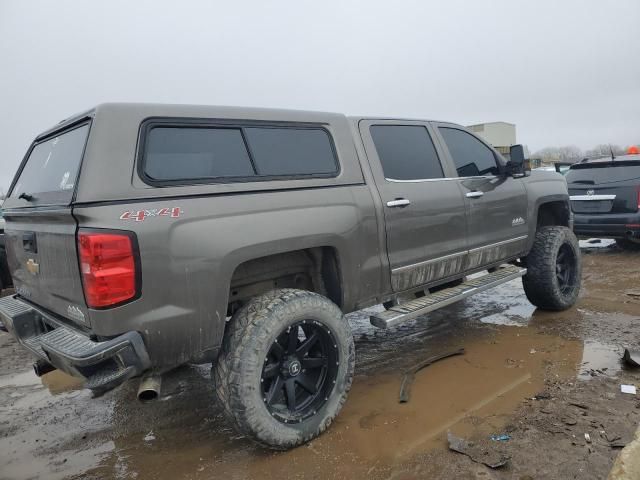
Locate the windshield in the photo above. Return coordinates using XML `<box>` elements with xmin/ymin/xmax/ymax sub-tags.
<box><xmin>566</xmin><ymin>162</ymin><xmax>640</xmax><ymax>185</ymax></box>
<box><xmin>9</xmin><ymin>123</ymin><xmax>90</xmax><ymax>206</ymax></box>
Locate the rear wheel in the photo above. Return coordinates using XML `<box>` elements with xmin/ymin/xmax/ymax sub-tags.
<box><xmin>522</xmin><ymin>226</ymin><xmax>582</xmax><ymax>310</ymax></box>
<box><xmin>213</xmin><ymin>289</ymin><xmax>355</xmax><ymax>449</ymax></box>
<box><xmin>615</xmin><ymin>238</ymin><xmax>640</xmax><ymax>251</ymax></box>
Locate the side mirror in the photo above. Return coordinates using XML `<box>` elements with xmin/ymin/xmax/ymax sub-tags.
<box><xmin>507</xmin><ymin>144</ymin><xmax>527</xmax><ymax>177</ymax></box>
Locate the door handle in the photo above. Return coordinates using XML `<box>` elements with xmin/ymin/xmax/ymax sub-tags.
<box><xmin>465</xmin><ymin>191</ymin><xmax>484</xmax><ymax>199</ymax></box>
<box><xmin>386</xmin><ymin>198</ymin><xmax>411</xmax><ymax>208</ymax></box>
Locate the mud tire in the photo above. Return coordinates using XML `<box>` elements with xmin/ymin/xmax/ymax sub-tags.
<box><xmin>213</xmin><ymin>289</ymin><xmax>355</xmax><ymax>450</ymax></box>
<box><xmin>522</xmin><ymin>226</ymin><xmax>581</xmax><ymax>311</ymax></box>
<box><xmin>615</xmin><ymin>238</ymin><xmax>640</xmax><ymax>251</ymax></box>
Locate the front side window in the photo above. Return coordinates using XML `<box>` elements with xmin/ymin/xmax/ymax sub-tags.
<box><xmin>142</xmin><ymin>124</ymin><xmax>338</xmax><ymax>183</ymax></box>
<box><xmin>439</xmin><ymin>127</ymin><xmax>499</xmax><ymax>177</ymax></box>
<box><xmin>370</xmin><ymin>125</ymin><xmax>444</xmax><ymax>180</ymax></box>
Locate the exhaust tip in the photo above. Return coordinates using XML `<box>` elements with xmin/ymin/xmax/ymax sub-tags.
<box><xmin>138</xmin><ymin>388</ymin><xmax>159</xmax><ymax>402</ymax></box>
<box><xmin>137</xmin><ymin>374</ymin><xmax>162</xmax><ymax>402</ymax></box>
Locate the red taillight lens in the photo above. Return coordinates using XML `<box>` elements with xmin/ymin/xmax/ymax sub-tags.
<box><xmin>78</xmin><ymin>231</ymin><xmax>138</xmax><ymax>308</ymax></box>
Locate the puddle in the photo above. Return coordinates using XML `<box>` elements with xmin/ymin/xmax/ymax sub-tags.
<box><xmin>72</xmin><ymin>324</ymin><xmax>584</xmax><ymax>480</ymax></box>
<box><xmin>579</xmin><ymin>340</ymin><xmax>623</xmax><ymax>380</ymax></box>
<box><xmin>1</xmin><ymin>441</ymin><xmax>115</xmax><ymax>480</ymax></box>
<box><xmin>0</xmin><ymin>367</ymin><xmax>83</xmax><ymax>394</ymax></box>
<box><xmin>0</xmin><ymin>370</ymin><xmax>41</xmax><ymax>388</ymax></box>
<box><xmin>476</xmin><ymin>280</ymin><xmax>537</xmax><ymax>327</ymax></box>
<box><xmin>0</xmin><ymin>281</ymin><xmax>631</xmax><ymax>480</ymax></box>
<box><xmin>40</xmin><ymin>369</ymin><xmax>84</xmax><ymax>395</ymax></box>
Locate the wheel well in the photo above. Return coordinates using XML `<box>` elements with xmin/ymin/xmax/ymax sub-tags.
<box><xmin>227</xmin><ymin>247</ymin><xmax>343</xmax><ymax>315</ymax></box>
<box><xmin>537</xmin><ymin>201</ymin><xmax>571</xmax><ymax>228</ymax></box>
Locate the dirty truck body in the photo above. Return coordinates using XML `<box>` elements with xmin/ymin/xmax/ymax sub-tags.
<box><xmin>0</xmin><ymin>103</ymin><xmax>581</xmax><ymax>448</ymax></box>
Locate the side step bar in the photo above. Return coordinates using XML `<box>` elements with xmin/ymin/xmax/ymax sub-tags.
<box><xmin>370</xmin><ymin>265</ymin><xmax>527</xmax><ymax>329</ymax></box>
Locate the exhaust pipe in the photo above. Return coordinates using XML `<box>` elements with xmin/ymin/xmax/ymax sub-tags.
<box><xmin>33</xmin><ymin>360</ymin><xmax>56</xmax><ymax>377</ymax></box>
<box><xmin>137</xmin><ymin>373</ymin><xmax>162</xmax><ymax>402</ymax></box>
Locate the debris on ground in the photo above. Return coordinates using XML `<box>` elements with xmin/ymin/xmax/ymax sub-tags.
<box><xmin>534</xmin><ymin>392</ymin><xmax>552</xmax><ymax>400</ymax></box>
<box><xmin>621</xmin><ymin>385</ymin><xmax>637</xmax><ymax>395</ymax></box>
<box><xmin>490</xmin><ymin>434</ymin><xmax>511</xmax><ymax>442</ymax></box>
<box><xmin>447</xmin><ymin>432</ymin><xmax>510</xmax><ymax>468</ymax></box>
<box><xmin>398</xmin><ymin>348</ymin><xmax>465</xmax><ymax>403</ymax></box>
<box><xmin>624</xmin><ymin>290</ymin><xmax>640</xmax><ymax>298</ymax></box>
<box><xmin>623</xmin><ymin>349</ymin><xmax>640</xmax><ymax>368</ymax></box>
<box><xmin>585</xmin><ymin>433</ymin><xmax>592</xmax><ymax>444</ymax></box>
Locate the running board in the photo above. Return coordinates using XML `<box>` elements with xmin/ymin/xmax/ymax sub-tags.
<box><xmin>370</xmin><ymin>265</ymin><xmax>527</xmax><ymax>329</ymax></box>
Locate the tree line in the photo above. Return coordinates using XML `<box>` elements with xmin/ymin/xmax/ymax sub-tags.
<box><xmin>532</xmin><ymin>144</ymin><xmax>633</xmax><ymax>164</ymax></box>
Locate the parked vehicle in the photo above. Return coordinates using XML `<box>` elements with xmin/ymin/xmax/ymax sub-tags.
<box><xmin>554</xmin><ymin>162</ymin><xmax>572</xmax><ymax>175</ymax></box>
<box><xmin>567</xmin><ymin>154</ymin><xmax>640</xmax><ymax>250</ymax></box>
<box><xmin>0</xmin><ymin>103</ymin><xmax>581</xmax><ymax>449</ymax></box>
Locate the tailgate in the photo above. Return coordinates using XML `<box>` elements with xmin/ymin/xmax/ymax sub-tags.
<box><xmin>569</xmin><ymin>185</ymin><xmax>638</xmax><ymax>214</ymax></box>
<box><xmin>3</xmin><ymin>119</ymin><xmax>91</xmax><ymax>327</ymax></box>
<box><xmin>569</xmin><ymin>187</ymin><xmax>616</xmax><ymax>213</ymax></box>
<box><xmin>4</xmin><ymin>209</ymin><xmax>89</xmax><ymax>327</ymax></box>
<box><xmin>567</xmin><ymin>162</ymin><xmax>640</xmax><ymax>215</ymax></box>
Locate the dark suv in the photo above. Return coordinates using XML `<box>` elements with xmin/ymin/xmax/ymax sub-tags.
<box><xmin>567</xmin><ymin>155</ymin><xmax>640</xmax><ymax>250</ymax></box>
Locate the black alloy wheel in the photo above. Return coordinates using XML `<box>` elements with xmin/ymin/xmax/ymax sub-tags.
<box><xmin>261</xmin><ymin>320</ymin><xmax>339</xmax><ymax>424</ymax></box>
<box><xmin>555</xmin><ymin>243</ymin><xmax>578</xmax><ymax>294</ymax></box>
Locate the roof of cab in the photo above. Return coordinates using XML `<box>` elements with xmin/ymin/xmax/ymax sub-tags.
<box><xmin>38</xmin><ymin>103</ymin><xmax>450</xmax><ymax>140</ymax></box>
<box><xmin>37</xmin><ymin>102</ymin><xmax>350</xmax><ymax>140</ymax></box>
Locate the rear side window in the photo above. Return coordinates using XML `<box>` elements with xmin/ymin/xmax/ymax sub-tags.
<box><xmin>439</xmin><ymin>127</ymin><xmax>499</xmax><ymax>177</ymax></box>
<box><xmin>244</xmin><ymin>128</ymin><xmax>337</xmax><ymax>176</ymax></box>
<box><xmin>10</xmin><ymin>123</ymin><xmax>90</xmax><ymax>205</ymax></box>
<box><xmin>142</xmin><ymin>124</ymin><xmax>338</xmax><ymax>183</ymax></box>
<box><xmin>144</xmin><ymin>127</ymin><xmax>254</xmax><ymax>180</ymax></box>
<box><xmin>370</xmin><ymin>125</ymin><xmax>444</xmax><ymax>180</ymax></box>
<box><xmin>566</xmin><ymin>163</ymin><xmax>640</xmax><ymax>184</ymax></box>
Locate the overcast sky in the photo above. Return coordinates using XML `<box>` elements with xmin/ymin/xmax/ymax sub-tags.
<box><xmin>1</xmin><ymin>0</ymin><xmax>639</xmax><ymax>192</ymax></box>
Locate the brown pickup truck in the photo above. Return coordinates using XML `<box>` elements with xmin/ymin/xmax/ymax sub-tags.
<box><xmin>0</xmin><ymin>103</ymin><xmax>581</xmax><ymax>448</ymax></box>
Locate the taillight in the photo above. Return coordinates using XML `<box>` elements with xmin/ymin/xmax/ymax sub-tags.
<box><xmin>77</xmin><ymin>230</ymin><xmax>139</xmax><ymax>308</ymax></box>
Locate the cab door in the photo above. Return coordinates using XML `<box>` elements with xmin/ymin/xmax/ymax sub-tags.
<box><xmin>359</xmin><ymin>120</ymin><xmax>467</xmax><ymax>292</ymax></box>
<box><xmin>433</xmin><ymin>123</ymin><xmax>529</xmax><ymax>269</ymax></box>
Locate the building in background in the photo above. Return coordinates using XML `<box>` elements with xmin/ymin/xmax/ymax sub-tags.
<box><xmin>467</xmin><ymin>121</ymin><xmax>516</xmax><ymax>157</ymax></box>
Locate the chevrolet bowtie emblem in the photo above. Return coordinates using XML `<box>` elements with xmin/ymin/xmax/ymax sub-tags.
<box><xmin>26</xmin><ymin>259</ymin><xmax>40</xmax><ymax>275</ymax></box>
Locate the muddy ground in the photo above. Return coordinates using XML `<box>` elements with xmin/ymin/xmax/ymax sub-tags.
<box><xmin>1</xmin><ymin>241</ymin><xmax>639</xmax><ymax>480</ymax></box>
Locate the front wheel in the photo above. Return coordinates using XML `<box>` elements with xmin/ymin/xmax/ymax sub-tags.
<box><xmin>213</xmin><ymin>289</ymin><xmax>355</xmax><ymax>449</ymax></box>
<box><xmin>522</xmin><ymin>226</ymin><xmax>582</xmax><ymax>310</ymax></box>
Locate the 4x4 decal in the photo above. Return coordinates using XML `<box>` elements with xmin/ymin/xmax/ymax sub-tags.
<box><xmin>120</xmin><ymin>207</ymin><xmax>183</xmax><ymax>222</ymax></box>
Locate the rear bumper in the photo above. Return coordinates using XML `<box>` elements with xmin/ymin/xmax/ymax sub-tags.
<box><xmin>0</xmin><ymin>295</ymin><xmax>150</xmax><ymax>392</ymax></box>
<box><xmin>573</xmin><ymin>213</ymin><xmax>640</xmax><ymax>239</ymax></box>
